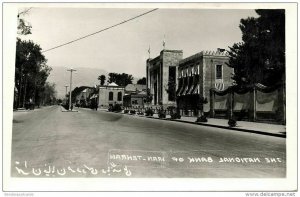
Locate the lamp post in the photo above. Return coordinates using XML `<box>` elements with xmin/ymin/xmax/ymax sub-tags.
<box><xmin>67</xmin><ymin>68</ymin><xmax>76</xmax><ymax>111</ymax></box>
<box><xmin>64</xmin><ymin>85</ymin><xmax>69</xmax><ymax>98</ymax></box>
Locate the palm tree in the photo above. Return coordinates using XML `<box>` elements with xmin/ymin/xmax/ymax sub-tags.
<box><xmin>98</xmin><ymin>75</ymin><xmax>106</xmax><ymax>85</ymax></box>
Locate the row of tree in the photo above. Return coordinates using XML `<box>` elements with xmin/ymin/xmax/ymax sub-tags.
<box><xmin>14</xmin><ymin>9</ymin><xmax>56</xmax><ymax>109</ymax></box>
<box><xmin>97</xmin><ymin>74</ymin><xmax>146</xmax><ymax>86</ymax></box>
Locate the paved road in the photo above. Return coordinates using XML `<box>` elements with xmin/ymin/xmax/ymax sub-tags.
<box><xmin>11</xmin><ymin>106</ymin><xmax>286</xmax><ymax>178</ymax></box>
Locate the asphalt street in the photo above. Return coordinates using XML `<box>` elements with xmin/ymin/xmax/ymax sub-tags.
<box><xmin>11</xmin><ymin>105</ymin><xmax>286</xmax><ymax>178</ymax></box>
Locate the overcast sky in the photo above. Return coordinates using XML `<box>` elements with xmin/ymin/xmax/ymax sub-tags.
<box><xmin>20</xmin><ymin>8</ymin><xmax>258</xmax><ymax>78</ymax></box>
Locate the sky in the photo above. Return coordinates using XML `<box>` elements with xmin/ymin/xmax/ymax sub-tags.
<box><xmin>19</xmin><ymin>7</ymin><xmax>258</xmax><ymax>78</ymax></box>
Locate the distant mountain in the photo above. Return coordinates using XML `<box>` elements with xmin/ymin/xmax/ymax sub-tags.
<box><xmin>47</xmin><ymin>66</ymin><xmax>108</xmax><ymax>98</ymax></box>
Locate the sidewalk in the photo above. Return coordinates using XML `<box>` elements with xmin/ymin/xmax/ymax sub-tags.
<box><xmin>81</xmin><ymin>108</ymin><xmax>286</xmax><ymax>138</ymax></box>
<box><xmin>143</xmin><ymin>113</ymin><xmax>285</xmax><ymax>138</ymax></box>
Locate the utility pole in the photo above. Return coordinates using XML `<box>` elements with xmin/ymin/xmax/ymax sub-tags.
<box><xmin>67</xmin><ymin>68</ymin><xmax>76</xmax><ymax>111</ymax></box>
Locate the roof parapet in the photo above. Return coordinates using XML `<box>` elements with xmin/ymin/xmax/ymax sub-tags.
<box><xmin>179</xmin><ymin>50</ymin><xmax>229</xmax><ymax>65</ymax></box>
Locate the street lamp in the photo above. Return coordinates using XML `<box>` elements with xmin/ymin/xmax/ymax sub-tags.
<box><xmin>67</xmin><ymin>68</ymin><xmax>76</xmax><ymax>111</ymax></box>
<box><xmin>64</xmin><ymin>85</ymin><xmax>69</xmax><ymax>98</ymax></box>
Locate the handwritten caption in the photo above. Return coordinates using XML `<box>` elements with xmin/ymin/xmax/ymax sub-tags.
<box><xmin>14</xmin><ymin>161</ymin><xmax>132</xmax><ymax>177</ymax></box>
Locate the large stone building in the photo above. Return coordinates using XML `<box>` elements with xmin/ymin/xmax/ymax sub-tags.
<box><xmin>97</xmin><ymin>82</ymin><xmax>124</xmax><ymax>108</ymax></box>
<box><xmin>176</xmin><ymin>49</ymin><xmax>232</xmax><ymax>116</ymax></box>
<box><xmin>146</xmin><ymin>48</ymin><xmax>233</xmax><ymax>116</ymax></box>
<box><xmin>146</xmin><ymin>50</ymin><xmax>183</xmax><ymax>107</ymax></box>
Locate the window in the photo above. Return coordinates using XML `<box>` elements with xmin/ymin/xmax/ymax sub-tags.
<box><xmin>168</xmin><ymin>66</ymin><xmax>176</xmax><ymax>101</ymax></box>
<box><xmin>109</xmin><ymin>92</ymin><xmax>114</xmax><ymax>101</ymax></box>
<box><xmin>216</xmin><ymin>65</ymin><xmax>223</xmax><ymax>79</ymax></box>
<box><xmin>117</xmin><ymin>92</ymin><xmax>122</xmax><ymax>101</ymax></box>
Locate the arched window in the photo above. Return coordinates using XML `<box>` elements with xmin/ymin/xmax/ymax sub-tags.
<box><xmin>117</xmin><ymin>92</ymin><xmax>122</xmax><ymax>101</ymax></box>
<box><xmin>109</xmin><ymin>92</ymin><xmax>114</xmax><ymax>101</ymax></box>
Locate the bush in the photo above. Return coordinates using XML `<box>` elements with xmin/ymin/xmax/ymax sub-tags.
<box><xmin>228</xmin><ymin>118</ymin><xmax>237</xmax><ymax>127</ymax></box>
<box><xmin>168</xmin><ymin>106</ymin><xmax>181</xmax><ymax>119</ymax></box>
<box><xmin>130</xmin><ymin>110</ymin><xmax>136</xmax><ymax>114</ymax></box>
<box><xmin>124</xmin><ymin>109</ymin><xmax>129</xmax><ymax>114</ymax></box>
<box><xmin>112</xmin><ymin>104</ymin><xmax>122</xmax><ymax>112</ymax></box>
<box><xmin>196</xmin><ymin>115</ymin><xmax>208</xmax><ymax>122</ymax></box>
<box><xmin>145</xmin><ymin>108</ymin><xmax>154</xmax><ymax>116</ymax></box>
<box><xmin>170</xmin><ymin>113</ymin><xmax>181</xmax><ymax>120</ymax></box>
<box><xmin>158</xmin><ymin>108</ymin><xmax>166</xmax><ymax>119</ymax></box>
<box><xmin>137</xmin><ymin>111</ymin><xmax>144</xmax><ymax>115</ymax></box>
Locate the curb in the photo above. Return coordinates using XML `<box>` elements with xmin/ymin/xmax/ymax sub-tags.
<box><xmin>174</xmin><ymin>119</ymin><xmax>286</xmax><ymax>138</ymax></box>
<box><xmin>116</xmin><ymin>111</ymin><xmax>286</xmax><ymax>138</ymax></box>
<box><xmin>60</xmin><ymin>106</ymin><xmax>78</xmax><ymax>112</ymax></box>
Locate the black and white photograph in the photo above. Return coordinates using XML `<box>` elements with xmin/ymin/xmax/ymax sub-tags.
<box><xmin>2</xmin><ymin>2</ymin><xmax>298</xmax><ymax>193</ymax></box>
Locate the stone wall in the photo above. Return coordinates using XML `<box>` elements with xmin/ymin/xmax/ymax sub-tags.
<box><xmin>161</xmin><ymin>50</ymin><xmax>183</xmax><ymax>106</ymax></box>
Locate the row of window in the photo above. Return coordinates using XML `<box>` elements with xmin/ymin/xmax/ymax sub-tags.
<box><xmin>178</xmin><ymin>64</ymin><xmax>223</xmax><ymax>80</ymax></box>
<box><xmin>109</xmin><ymin>92</ymin><xmax>122</xmax><ymax>101</ymax></box>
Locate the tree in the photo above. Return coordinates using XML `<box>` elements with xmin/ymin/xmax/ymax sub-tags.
<box><xmin>107</xmin><ymin>72</ymin><xmax>133</xmax><ymax>86</ymax></box>
<box><xmin>39</xmin><ymin>82</ymin><xmax>57</xmax><ymax>105</ymax></box>
<box><xmin>98</xmin><ymin>75</ymin><xmax>106</xmax><ymax>85</ymax></box>
<box><xmin>137</xmin><ymin>77</ymin><xmax>146</xmax><ymax>85</ymax></box>
<box><xmin>227</xmin><ymin>9</ymin><xmax>285</xmax><ymax>87</ymax></box>
<box><xmin>165</xmin><ymin>76</ymin><xmax>176</xmax><ymax>102</ymax></box>
<box><xmin>17</xmin><ymin>8</ymin><xmax>32</xmax><ymax>35</ymax></box>
<box><xmin>15</xmin><ymin>38</ymin><xmax>52</xmax><ymax>108</ymax></box>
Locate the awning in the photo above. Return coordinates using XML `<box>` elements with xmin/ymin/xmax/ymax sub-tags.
<box><xmin>178</xmin><ymin>77</ymin><xmax>187</xmax><ymax>96</ymax></box>
<box><xmin>186</xmin><ymin>84</ymin><xmax>194</xmax><ymax>94</ymax></box>
<box><xmin>192</xmin><ymin>84</ymin><xmax>200</xmax><ymax>95</ymax></box>
<box><xmin>176</xmin><ymin>79</ymin><xmax>183</xmax><ymax>95</ymax></box>
<box><xmin>181</xmin><ymin>84</ymin><xmax>189</xmax><ymax>96</ymax></box>
<box><xmin>90</xmin><ymin>94</ymin><xmax>98</xmax><ymax>99</ymax></box>
<box><xmin>188</xmin><ymin>83</ymin><xmax>197</xmax><ymax>94</ymax></box>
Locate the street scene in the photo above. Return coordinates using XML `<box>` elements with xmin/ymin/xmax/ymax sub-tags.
<box><xmin>12</xmin><ymin>105</ymin><xmax>285</xmax><ymax>178</ymax></box>
<box><xmin>11</xmin><ymin>6</ymin><xmax>286</xmax><ymax>179</ymax></box>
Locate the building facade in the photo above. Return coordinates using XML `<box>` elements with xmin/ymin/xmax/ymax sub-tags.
<box><xmin>176</xmin><ymin>49</ymin><xmax>232</xmax><ymax>116</ymax></box>
<box><xmin>146</xmin><ymin>50</ymin><xmax>183</xmax><ymax>107</ymax></box>
<box><xmin>97</xmin><ymin>82</ymin><xmax>125</xmax><ymax>108</ymax></box>
<box><xmin>123</xmin><ymin>91</ymin><xmax>147</xmax><ymax>108</ymax></box>
<box><xmin>123</xmin><ymin>84</ymin><xmax>147</xmax><ymax>108</ymax></box>
<box><xmin>74</xmin><ymin>87</ymin><xmax>94</xmax><ymax>107</ymax></box>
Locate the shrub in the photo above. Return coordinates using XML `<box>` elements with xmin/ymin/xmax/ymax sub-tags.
<box><xmin>196</xmin><ymin>115</ymin><xmax>208</xmax><ymax>122</ymax></box>
<box><xmin>168</xmin><ymin>106</ymin><xmax>181</xmax><ymax>119</ymax></box>
<box><xmin>130</xmin><ymin>110</ymin><xmax>136</xmax><ymax>114</ymax></box>
<box><xmin>170</xmin><ymin>113</ymin><xmax>181</xmax><ymax>120</ymax></box>
<box><xmin>137</xmin><ymin>111</ymin><xmax>144</xmax><ymax>115</ymax></box>
<box><xmin>112</xmin><ymin>104</ymin><xmax>122</xmax><ymax>112</ymax></box>
<box><xmin>158</xmin><ymin>108</ymin><xmax>166</xmax><ymax>119</ymax></box>
<box><xmin>145</xmin><ymin>108</ymin><xmax>154</xmax><ymax>116</ymax></box>
<box><xmin>124</xmin><ymin>110</ymin><xmax>129</xmax><ymax>114</ymax></box>
<box><xmin>228</xmin><ymin>118</ymin><xmax>237</xmax><ymax>127</ymax></box>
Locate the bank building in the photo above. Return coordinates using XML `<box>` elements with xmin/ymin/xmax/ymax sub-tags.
<box><xmin>146</xmin><ymin>48</ymin><xmax>233</xmax><ymax>116</ymax></box>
